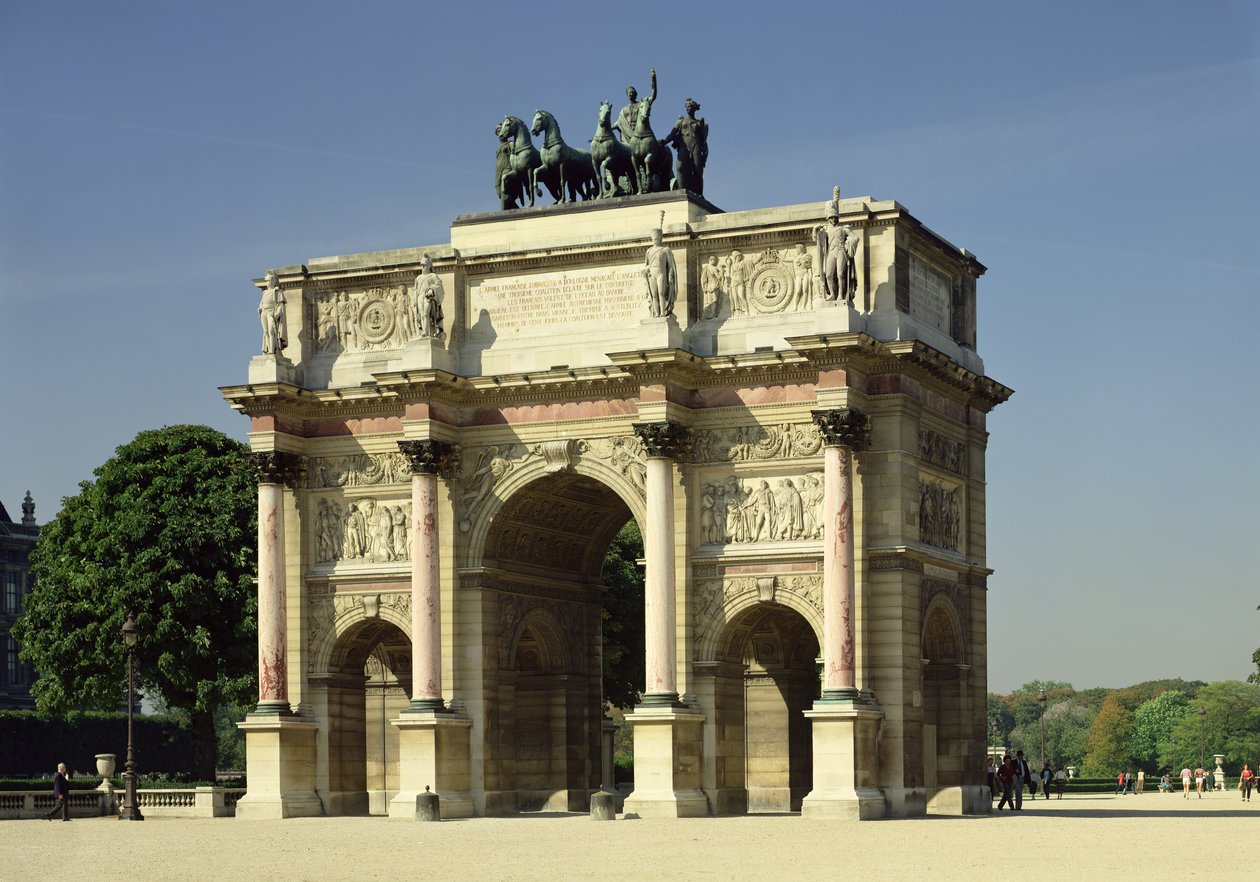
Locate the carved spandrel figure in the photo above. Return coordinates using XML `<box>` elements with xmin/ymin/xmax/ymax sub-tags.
<box><xmin>791</xmin><ymin>243</ymin><xmax>815</xmax><ymax>311</ymax></box>
<box><xmin>815</xmin><ymin>185</ymin><xmax>859</xmax><ymax>306</ymax></box>
<box><xmin>662</xmin><ymin>98</ymin><xmax>708</xmax><ymax>195</ymax></box>
<box><xmin>700</xmin><ymin>255</ymin><xmax>723</xmax><ymax>319</ymax></box>
<box><xmin>412</xmin><ymin>254</ymin><xmax>445</xmax><ymax>340</ymax></box>
<box><xmin>259</xmin><ymin>271</ymin><xmax>287</xmax><ymax>354</ymax></box>
<box><xmin>643</xmin><ymin>214</ymin><xmax>678</xmax><ymax>318</ymax></box>
<box><xmin>613</xmin><ymin>67</ymin><xmax>657</xmax><ymax>152</ymax></box>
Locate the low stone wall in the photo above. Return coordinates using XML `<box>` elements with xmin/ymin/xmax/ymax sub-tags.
<box><xmin>0</xmin><ymin>787</ymin><xmax>246</xmax><ymax>820</ymax></box>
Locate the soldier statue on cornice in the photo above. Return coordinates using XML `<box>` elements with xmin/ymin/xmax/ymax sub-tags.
<box><xmin>815</xmin><ymin>186</ymin><xmax>859</xmax><ymax>306</ymax></box>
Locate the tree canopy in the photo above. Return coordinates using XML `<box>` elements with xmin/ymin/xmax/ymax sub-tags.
<box><xmin>14</xmin><ymin>425</ymin><xmax>257</xmax><ymax>780</ymax></box>
<box><xmin>600</xmin><ymin>520</ymin><xmax>645</xmax><ymax>709</ymax></box>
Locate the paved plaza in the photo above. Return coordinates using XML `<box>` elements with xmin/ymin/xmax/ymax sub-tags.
<box><xmin>2</xmin><ymin>794</ymin><xmax>1254</xmax><ymax>881</ymax></box>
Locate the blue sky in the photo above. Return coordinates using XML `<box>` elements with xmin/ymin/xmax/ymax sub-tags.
<box><xmin>2</xmin><ymin>2</ymin><xmax>1257</xmax><ymax>693</ymax></box>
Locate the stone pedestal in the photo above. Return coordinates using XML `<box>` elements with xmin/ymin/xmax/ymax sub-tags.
<box><xmin>621</xmin><ymin>707</ymin><xmax>707</xmax><ymax>818</ymax></box>
<box><xmin>800</xmin><ymin>706</ymin><xmax>885</xmax><ymax>820</ymax></box>
<box><xmin>235</xmin><ymin>716</ymin><xmax>322</xmax><ymax>819</ymax></box>
<box><xmin>388</xmin><ymin>712</ymin><xmax>474</xmax><ymax>820</ymax></box>
<box><xmin>815</xmin><ymin>301</ymin><xmax>864</xmax><ymax>335</ymax></box>
<box><xmin>927</xmin><ymin>785</ymin><xmax>991</xmax><ymax>815</ymax></box>
<box><xmin>636</xmin><ymin>314</ymin><xmax>684</xmax><ymax>350</ymax></box>
<box><xmin>397</xmin><ymin>337</ymin><xmax>457</xmax><ymax>373</ymax></box>
<box><xmin>247</xmin><ymin>354</ymin><xmax>300</xmax><ymax>385</ymax></box>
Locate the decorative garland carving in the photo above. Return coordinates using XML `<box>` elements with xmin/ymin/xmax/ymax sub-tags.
<box><xmin>919</xmin><ymin>480</ymin><xmax>961</xmax><ymax>551</ymax></box>
<box><xmin>314</xmin><ymin>497</ymin><xmax>412</xmax><ymax>564</ymax></box>
<box><xmin>308</xmin><ymin>452</ymin><xmax>410</xmax><ymax>489</ymax></box>
<box><xmin>688</xmin><ymin>422</ymin><xmax>822</xmax><ymax>464</ymax></box>
<box><xmin>699</xmin><ymin>472</ymin><xmax>824</xmax><ymax>545</ymax></box>
<box><xmin>918</xmin><ymin>429</ymin><xmax>966</xmax><ymax>476</ymax></box>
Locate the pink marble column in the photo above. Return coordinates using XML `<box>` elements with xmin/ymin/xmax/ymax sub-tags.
<box><xmin>398</xmin><ymin>440</ymin><xmax>453</xmax><ymax>712</ymax></box>
<box><xmin>811</xmin><ymin>409</ymin><xmax>869</xmax><ymax>702</ymax></box>
<box><xmin>252</xmin><ymin>451</ymin><xmax>299</xmax><ymax>714</ymax></box>
<box><xmin>633</xmin><ymin>422</ymin><xmax>686</xmax><ymax>707</ymax></box>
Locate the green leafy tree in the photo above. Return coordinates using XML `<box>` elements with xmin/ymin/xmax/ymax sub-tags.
<box><xmin>1166</xmin><ymin>681</ymin><xmax>1260</xmax><ymax>775</ymax></box>
<box><xmin>13</xmin><ymin>426</ymin><xmax>257</xmax><ymax>780</ymax></box>
<box><xmin>600</xmin><ymin>521</ymin><xmax>644</xmax><ymax>709</ymax></box>
<box><xmin>1081</xmin><ymin>694</ymin><xmax>1136</xmax><ymax>777</ymax></box>
<box><xmin>1132</xmin><ymin>690</ymin><xmax>1191</xmax><ymax>771</ymax></box>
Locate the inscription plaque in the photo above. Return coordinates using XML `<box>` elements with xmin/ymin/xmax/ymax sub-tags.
<box><xmin>908</xmin><ymin>254</ymin><xmax>951</xmax><ymax>334</ymax></box>
<box><xmin>468</xmin><ymin>265</ymin><xmax>643</xmax><ymax>339</ymax></box>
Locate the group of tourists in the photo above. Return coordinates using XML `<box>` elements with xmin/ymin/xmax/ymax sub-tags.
<box><xmin>986</xmin><ymin>751</ymin><xmax>1068</xmax><ymax>809</ymax></box>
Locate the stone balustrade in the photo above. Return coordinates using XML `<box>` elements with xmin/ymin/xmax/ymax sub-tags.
<box><xmin>0</xmin><ymin>787</ymin><xmax>246</xmax><ymax>820</ymax></box>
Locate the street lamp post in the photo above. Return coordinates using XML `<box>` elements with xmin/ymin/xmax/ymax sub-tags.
<box><xmin>1197</xmin><ymin>706</ymin><xmax>1206</xmax><ymax>769</ymax></box>
<box><xmin>118</xmin><ymin>612</ymin><xmax>143</xmax><ymax>822</ymax></box>
<box><xmin>1038</xmin><ymin>691</ymin><xmax>1048</xmax><ymax>767</ymax></box>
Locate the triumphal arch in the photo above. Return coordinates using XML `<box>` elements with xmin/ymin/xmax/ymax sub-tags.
<box><xmin>223</xmin><ymin>176</ymin><xmax>1010</xmax><ymax>820</ymax></box>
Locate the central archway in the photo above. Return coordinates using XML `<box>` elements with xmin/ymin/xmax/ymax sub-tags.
<box><xmin>709</xmin><ymin>604</ymin><xmax>820</xmax><ymax>814</ymax></box>
<box><xmin>474</xmin><ymin>469</ymin><xmax>636</xmax><ymax>814</ymax></box>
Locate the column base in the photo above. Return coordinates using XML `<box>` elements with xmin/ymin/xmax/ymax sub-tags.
<box><xmin>621</xmin><ymin>706</ymin><xmax>708</xmax><ymax>818</ymax></box>
<box><xmin>247</xmin><ymin>354</ymin><xmax>300</xmax><ymax>385</ymax></box>
<box><xmin>388</xmin><ymin>711</ymin><xmax>474</xmax><ymax>820</ymax></box>
<box><xmin>234</xmin><ymin>715</ymin><xmax>322</xmax><ymax>819</ymax></box>
<box><xmin>636</xmin><ymin>314</ymin><xmax>685</xmax><ymax>350</ymax></box>
<box><xmin>800</xmin><ymin>705</ymin><xmax>885</xmax><ymax>821</ymax></box>
<box><xmin>403</xmin><ymin>698</ymin><xmax>447</xmax><ymax>713</ymax></box>
<box><xmin>251</xmin><ymin>700</ymin><xmax>294</xmax><ymax>715</ymax></box>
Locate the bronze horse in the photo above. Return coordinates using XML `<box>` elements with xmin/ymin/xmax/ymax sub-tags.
<box><xmin>498</xmin><ymin>115</ymin><xmax>560</xmax><ymax>207</ymax></box>
<box><xmin>494</xmin><ymin>124</ymin><xmax>527</xmax><ymax>209</ymax></box>
<box><xmin>590</xmin><ymin>100</ymin><xmax>635</xmax><ymax>198</ymax></box>
<box><xmin>530</xmin><ymin>110</ymin><xmax>598</xmax><ymax>203</ymax></box>
<box><xmin>630</xmin><ymin>96</ymin><xmax>672</xmax><ymax>194</ymax></box>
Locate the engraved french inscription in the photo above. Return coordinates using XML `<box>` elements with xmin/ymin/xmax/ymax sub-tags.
<box><xmin>469</xmin><ymin>265</ymin><xmax>644</xmax><ymax>338</ymax></box>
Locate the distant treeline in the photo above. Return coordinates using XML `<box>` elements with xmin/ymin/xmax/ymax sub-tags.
<box><xmin>989</xmin><ymin>678</ymin><xmax>1260</xmax><ymax>776</ymax></box>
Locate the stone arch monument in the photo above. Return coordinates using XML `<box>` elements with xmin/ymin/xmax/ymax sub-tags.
<box><xmin>223</xmin><ymin>187</ymin><xmax>1011</xmax><ymax>821</ymax></box>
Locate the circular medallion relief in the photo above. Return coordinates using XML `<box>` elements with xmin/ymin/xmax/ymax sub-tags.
<box><xmin>749</xmin><ymin>264</ymin><xmax>794</xmax><ymax>314</ymax></box>
<box><xmin>357</xmin><ymin>298</ymin><xmax>396</xmax><ymax>345</ymax></box>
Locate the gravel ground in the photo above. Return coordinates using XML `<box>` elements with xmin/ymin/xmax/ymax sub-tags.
<box><xmin>2</xmin><ymin>793</ymin><xmax>1254</xmax><ymax>881</ymax></box>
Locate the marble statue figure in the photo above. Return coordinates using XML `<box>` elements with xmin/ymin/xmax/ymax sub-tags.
<box><xmin>643</xmin><ymin>216</ymin><xmax>678</xmax><ymax>318</ymax></box>
<box><xmin>816</xmin><ymin>186</ymin><xmax>858</xmax><ymax>305</ymax></box>
<box><xmin>412</xmin><ymin>254</ymin><xmax>446</xmax><ymax>341</ymax></box>
<box><xmin>259</xmin><ymin>271</ymin><xmax>287</xmax><ymax>354</ymax></box>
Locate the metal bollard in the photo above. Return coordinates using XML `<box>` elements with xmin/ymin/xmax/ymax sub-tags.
<box><xmin>416</xmin><ymin>786</ymin><xmax>441</xmax><ymax>822</ymax></box>
<box><xmin>590</xmin><ymin>789</ymin><xmax>616</xmax><ymax>820</ymax></box>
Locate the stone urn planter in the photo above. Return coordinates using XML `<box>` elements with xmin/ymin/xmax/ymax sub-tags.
<box><xmin>95</xmin><ymin>753</ymin><xmax>117</xmax><ymax>790</ymax></box>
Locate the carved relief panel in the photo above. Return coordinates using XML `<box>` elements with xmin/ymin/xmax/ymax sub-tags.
<box><xmin>698</xmin><ymin>472</ymin><xmax>824</xmax><ymax>546</ymax></box>
<box><xmin>699</xmin><ymin>242</ymin><xmax>823</xmax><ymax>320</ymax></box>
<box><xmin>308</xmin><ymin>280</ymin><xmax>419</xmax><ymax>355</ymax></box>
<box><xmin>313</xmin><ymin>497</ymin><xmax>412</xmax><ymax>564</ymax></box>
<box><xmin>918</xmin><ymin>477</ymin><xmax>962</xmax><ymax>552</ymax></box>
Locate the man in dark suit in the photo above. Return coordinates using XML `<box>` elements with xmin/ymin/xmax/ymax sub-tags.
<box><xmin>45</xmin><ymin>762</ymin><xmax>70</xmax><ymax>821</ymax></box>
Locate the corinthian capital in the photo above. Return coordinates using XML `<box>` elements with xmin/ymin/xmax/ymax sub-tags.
<box><xmin>397</xmin><ymin>439</ymin><xmax>458</xmax><ymax>476</ymax></box>
<box><xmin>632</xmin><ymin>421</ymin><xmax>689</xmax><ymax>459</ymax></box>
<box><xmin>250</xmin><ymin>451</ymin><xmax>305</xmax><ymax>487</ymax></box>
<box><xmin>811</xmin><ymin>408</ymin><xmax>870</xmax><ymax>451</ymax></box>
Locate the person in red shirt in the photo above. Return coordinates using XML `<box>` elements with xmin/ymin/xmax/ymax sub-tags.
<box><xmin>1240</xmin><ymin>763</ymin><xmax>1253</xmax><ymax>802</ymax></box>
<box><xmin>996</xmin><ymin>756</ymin><xmax>1016</xmax><ymax>811</ymax></box>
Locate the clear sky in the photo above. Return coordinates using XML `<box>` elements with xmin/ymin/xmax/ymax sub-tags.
<box><xmin>2</xmin><ymin>2</ymin><xmax>1257</xmax><ymax>694</ymax></box>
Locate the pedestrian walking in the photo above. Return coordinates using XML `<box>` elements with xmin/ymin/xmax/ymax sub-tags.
<box><xmin>1181</xmin><ymin>765</ymin><xmax>1192</xmax><ymax>798</ymax></box>
<box><xmin>1239</xmin><ymin>763</ymin><xmax>1253</xmax><ymax>801</ymax></box>
<box><xmin>1136</xmin><ymin>769</ymin><xmax>1145</xmax><ymax>794</ymax></box>
<box><xmin>997</xmin><ymin>755</ymin><xmax>1016</xmax><ymax>811</ymax></box>
<box><xmin>1040</xmin><ymin>763</ymin><xmax>1051</xmax><ymax>799</ymax></box>
<box><xmin>1195</xmin><ymin>764</ymin><xmax>1206</xmax><ymax>798</ymax></box>
<box><xmin>1054</xmin><ymin>767</ymin><xmax>1066</xmax><ymax>799</ymax></box>
<box><xmin>43</xmin><ymin>763</ymin><xmax>70</xmax><ymax>821</ymax></box>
